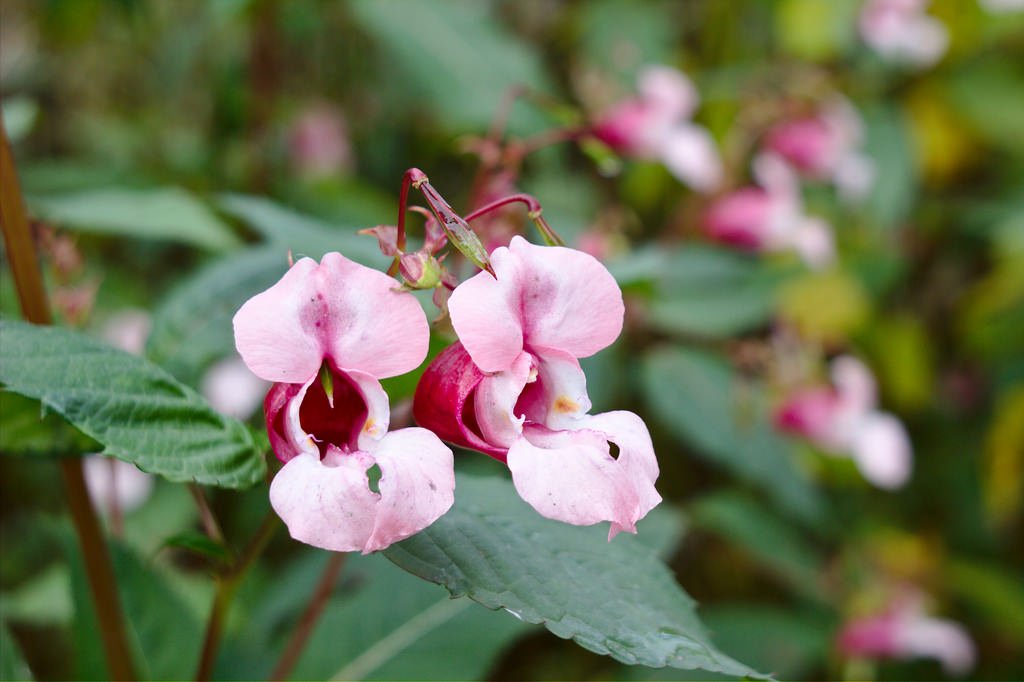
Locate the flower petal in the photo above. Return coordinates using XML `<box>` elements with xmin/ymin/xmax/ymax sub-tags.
<box><xmin>849</xmin><ymin>411</ymin><xmax>912</xmax><ymax>489</ymax></box>
<box><xmin>637</xmin><ymin>65</ymin><xmax>699</xmax><ymax>120</ymax></box>
<box><xmin>831</xmin><ymin>355</ymin><xmax>877</xmax><ymax>414</ymax></box>
<box><xmin>474</xmin><ymin>351</ymin><xmax>534</xmax><ymax>447</ymax></box>
<box><xmin>412</xmin><ymin>342</ymin><xmax>507</xmax><ymax>459</ymax></box>
<box><xmin>516</xmin><ymin>348</ymin><xmax>592</xmax><ymax>431</ymax></box>
<box><xmin>269</xmin><ymin>446</ymin><xmax>381</xmax><ymax>553</ymax></box>
<box><xmin>449</xmin><ymin>236</ymin><xmax>624</xmax><ymax>371</ymax></box>
<box><xmin>660</xmin><ymin>123</ymin><xmax>722</xmax><ymax>193</ymax></box>
<box><xmin>233</xmin><ymin>252</ymin><xmax>429</xmax><ymax>383</ymax></box>
<box><xmin>362</xmin><ymin>427</ymin><xmax>455</xmax><ymax>553</ymax></box>
<box><xmin>507</xmin><ymin>411</ymin><xmax>660</xmax><ymax>539</ymax></box>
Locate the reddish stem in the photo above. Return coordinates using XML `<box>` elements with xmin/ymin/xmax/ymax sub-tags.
<box><xmin>463</xmin><ymin>193</ymin><xmax>565</xmax><ymax>247</ymax></box>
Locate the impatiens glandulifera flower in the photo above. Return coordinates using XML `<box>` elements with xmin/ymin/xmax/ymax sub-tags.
<box><xmin>838</xmin><ymin>591</ymin><xmax>975</xmax><ymax>676</ymax></box>
<box><xmin>414</xmin><ymin>236</ymin><xmax>661</xmax><ymax>539</ymax></box>
<box><xmin>592</xmin><ymin>65</ymin><xmax>722</xmax><ymax>193</ymax></box>
<box><xmin>233</xmin><ymin>252</ymin><xmax>455</xmax><ymax>554</ymax></box>
<box><xmin>859</xmin><ymin>0</ymin><xmax>949</xmax><ymax>68</ymax></box>
<box><xmin>763</xmin><ymin>98</ymin><xmax>875</xmax><ymax>201</ymax></box>
<box><xmin>775</xmin><ymin>355</ymin><xmax>912</xmax><ymax>489</ymax></box>
<box><xmin>704</xmin><ymin>154</ymin><xmax>835</xmax><ymax>269</ymax></box>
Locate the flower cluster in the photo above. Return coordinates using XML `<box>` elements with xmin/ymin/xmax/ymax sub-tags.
<box><xmin>233</xmin><ymin>209</ymin><xmax>661</xmax><ymax>553</ymax></box>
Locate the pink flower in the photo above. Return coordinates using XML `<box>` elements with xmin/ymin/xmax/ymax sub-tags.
<box><xmin>414</xmin><ymin>236</ymin><xmax>661</xmax><ymax>539</ymax></box>
<box><xmin>83</xmin><ymin>456</ymin><xmax>155</xmax><ymax>515</ymax></box>
<box><xmin>838</xmin><ymin>592</ymin><xmax>975</xmax><ymax>676</ymax></box>
<box><xmin>776</xmin><ymin>356</ymin><xmax>912</xmax><ymax>489</ymax></box>
<box><xmin>233</xmin><ymin>252</ymin><xmax>454</xmax><ymax>554</ymax></box>
<box><xmin>763</xmin><ymin>99</ymin><xmax>875</xmax><ymax>201</ymax></box>
<box><xmin>704</xmin><ymin>154</ymin><xmax>835</xmax><ymax>269</ymax></box>
<box><xmin>593</xmin><ymin>65</ymin><xmax>722</xmax><ymax>193</ymax></box>
<box><xmin>287</xmin><ymin>104</ymin><xmax>354</xmax><ymax>178</ymax></box>
<box><xmin>860</xmin><ymin>0</ymin><xmax>949</xmax><ymax>67</ymax></box>
<box><xmin>200</xmin><ymin>356</ymin><xmax>269</xmax><ymax>421</ymax></box>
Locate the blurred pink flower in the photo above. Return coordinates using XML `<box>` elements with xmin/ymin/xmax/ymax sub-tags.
<box><xmin>83</xmin><ymin>456</ymin><xmax>155</xmax><ymax>515</ymax></box>
<box><xmin>704</xmin><ymin>154</ymin><xmax>835</xmax><ymax>269</ymax></box>
<box><xmin>99</xmin><ymin>309</ymin><xmax>152</xmax><ymax>356</ymax></box>
<box><xmin>233</xmin><ymin>252</ymin><xmax>454</xmax><ymax>554</ymax></box>
<box><xmin>593</xmin><ymin>65</ymin><xmax>722</xmax><ymax>193</ymax></box>
<box><xmin>859</xmin><ymin>0</ymin><xmax>949</xmax><ymax>67</ymax></box>
<box><xmin>414</xmin><ymin>236</ymin><xmax>661</xmax><ymax>538</ymax></box>
<box><xmin>838</xmin><ymin>591</ymin><xmax>975</xmax><ymax>675</ymax></box>
<box><xmin>776</xmin><ymin>355</ymin><xmax>912</xmax><ymax>489</ymax></box>
<box><xmin>287</xmin><ymin>104</ymin><xmax>354</xmax><ymax>178</ymax></box>
<box><xmin>200</xmin><ymin>356</ymin><xmax>269</xmax><ymax>421</ymax></box>
<box><xmin>763</xmin><ymin>98</ymin><xmax>875</xmax><ymax>201</ymax></box>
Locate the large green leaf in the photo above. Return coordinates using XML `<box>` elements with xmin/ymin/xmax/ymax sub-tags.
<box><xmin>65</xmin><ymin>535</ymin><xmax>202</xmax><ymax>681</ymax></box>
<box><xmin>0</xmin><ymin>320</ymin><xmax>264</xmax><ymax>488</ymax></box>
<box><xmin>690</xmin><ymin>493</ymin><xmax>826</xmax><ymax>601</ymax></box>
<box><xmin>0</xmin><ymin>624</ymin><xmax>32</xmax><ymax>681</ymax></box>
<box><xmin>641</xmin><ymin>347</ymin><xmax>825</xmax><ymax>525</ymax></box>
<box><xmin>146</xmin><ymin>248</ymin><xmax>286</xmax><ymax>384</ymax></box>
<box><xmin>349</xmin><ymin>1</ymin><xmax>552</xmax><ymax>134</ymax></box>
<box><xmin>27</xmin><ymin>187</ymin><xmax>240</xmax><ymax>251</ymax></box>
<box><xmin>217</xmin><ymin>194</ymin><xmax>386</xmax><ymax>264</ymax></box>
<box><xmin>382</xmin><ymin>474</ymin><xmax>764</xmax><ymax>679</ymax></box>
<box><xmin>611</xmin><ymin>246</ymin><xmax>783</xmax><ymax>338</ymax></box>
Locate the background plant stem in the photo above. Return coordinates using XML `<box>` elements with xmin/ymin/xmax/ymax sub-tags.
<box><xmin>1</xmin><ymin>119</ymin><xmax>137</xmax><ymax>680</ymax></box>
<box><xmin>269</xmin><ymin>552</ymin><xmax>347</xmax><ymax>681</ymax></box>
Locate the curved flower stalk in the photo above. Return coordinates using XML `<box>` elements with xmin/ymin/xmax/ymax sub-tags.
<box><xmin>762</xmin><ymin>98</ymin><xmax>875</xmax><ymax>201</ymax></box>
<box><xmin>704</xmin><ymin>154</ymin><xmax>835</xmax><ymax>269</ymax></box>
<box><xmin>859</xmin><ymin>0</ymin><xmax>949</xmax><ymax>67</ymax></box>
<box><xmin>233</xmin><ymin>252</ymin><xmax>454</xmax><ymax>554</ymax></box>
<box><xmin>414</xmin><ymin>236</ymin><xmax>661</xmax><ymax>539</ymax></box>
<box><xmin>592</xmin><ymin>65</ymin><xmax>722</xmax><ymax>193</ymax></box>
<box><xmin>776</xmin><ymin>355</ymin><xmax>912</xmax><ymax>489</ymax></box>
<box><xmin>838</xmin><ymin>590</ymin><xmax>975</xmax><ymax>676</ymax></box>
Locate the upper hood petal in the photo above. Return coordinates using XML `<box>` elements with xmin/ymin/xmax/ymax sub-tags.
<box><xmin>233</xmin><ymin>252</ymin><xmax>429</xmax><ymax>383</ymax></box>
<box><xmin>449</xmin><ymin>236</ymin><xmax>624</xmax><ymax>372</ymax></box>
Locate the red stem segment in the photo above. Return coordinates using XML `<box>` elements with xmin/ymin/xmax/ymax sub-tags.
<box><xmin>1</xmin><ymin>118</ymin><xmax>138</xmax><ymax>681</ymax></box>
<box><xmin>269</xmin><ymin>552</ymin><xmax>347</xmax><ymax>681</ymax></box>
<box><xmin>463</xmin><ymin>193</ymin><xmax>565</xmax><ymax>247</ymax></box>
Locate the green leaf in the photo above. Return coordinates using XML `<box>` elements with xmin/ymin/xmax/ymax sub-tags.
<box><xmin>641</xmin><ymin>347</ymin><xmax>825</xmax><ymax>525</ymax></box>
<box><xmin>0</xmin><ymin>391</ymin><xmax>97</xmax><ymax>456</ymax></box>
<box><xmin>863</xmin><ymin>105</ymin><xmax>917</xmax><ymax>229</ymax></box>
<box><xmin>349</xmin><ymin>0</ymin><xmax>552</xmax><ymax>134</ymax></box>
<box><xmin>217</xmin><ymin>193</ymin><xmax>386</xmax><ymax>264</ymax></box>
<box><xmin>0</xmin><ymin>320</ymin><xmax>264</xmax><ymax>488</ymax></box>
<box><xmin>160</xmin><ymin>530</ymin><xmax>231</xmax><ymax>566</ymax></box>
<box><xmin>577</xmin><ymin>1</ymin><xmax>676</xmax><ymax>85</ymax></box>
<box><xmin>65</xmin><ymin>534</ymin><xmax>202</xmax><ymax>680</ymax></box>
<box><xmin>690</xmin><ymin>493</ymin><xmax>825</xmax><ymax>601</ymax></box>
<box><xmin>383</xmin><ymin>474</ymin><xmax>765</xmax><ymax>679</ymax></box>
<box><xmin>146</xmin><ymin>248</ymin><xmax>286</xmax><ymax>384</ymax></box>
<box><xmin>612</xmin><ymin>246</ymin><xmax>783</xmax><ymax>338</ymax></box>
<box><xmin>294</xmin><ymin>553</ymin><xmax>533</xmax><ymax>681</ymax></box>
<box><xmin>0</xmin><ymin>623</ymin><xmax>32</xmax><ymax>681</ymax></box>
<box><xmin>27</xmin><ymin>187</ymin><xmax>240</xmax><ymax>251</ymax></box>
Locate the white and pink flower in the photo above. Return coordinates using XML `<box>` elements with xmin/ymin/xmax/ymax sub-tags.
<box><xmin>704</xmin><ymin>154</ymin><xmax>835</xmax><ymax>269</ymax></box>
<box><xmin>592</xmin><ymin>65</ymin><xmax>722</xmax><ymax>193</ymax></box>
<box><xmin>414</xmin><ymin>236</ymin><xmax>661</xmax><ymax>538</ymax></box>
<box><xmin>233</xmin><ymin>252</ymin><xmax>454</xmax><ymax>554</ymax></box>
<box><xmin>763</xmin><ymin>98</ymin><xmax>875</xmax><ymax>201</ymax></box>
<box><xmin>838</xmin><ymin>591</ymin><xmax>975</xmax><ymax>675</ymax></box>
<box><xmin>859</xmin><ymin>0</ymin><xmax>949</xmax><ymax>67</ymax></box>
<box><xmin>776</xmin><ymin>355</ymin><xmax>912</xmax><ymax>489</ymax></box>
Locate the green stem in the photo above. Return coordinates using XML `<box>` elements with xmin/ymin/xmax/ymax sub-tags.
<box><xmin>269</xmin><ymin>552</ymin><xmax>347</xmax><ymax>681</ymax></box>
<box><xmin>1</xmin><ymin>117</ymin><xmax>138</xmax><ymax>681</ymax></box>
<box><xmin>194</xmin><ymin>511</ymin><xmax>280</xmax><ymax>681</ymax></box>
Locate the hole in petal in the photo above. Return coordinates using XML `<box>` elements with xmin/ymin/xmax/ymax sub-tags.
<box><xmin>607</xmin><ymin>441</ymin><xmax>621</xmax><ymax>460</ymax></box>
<box><xmin>365</xmin><ymin>463</ymin><xmax>382</xmax><ymax>494</ymax></box>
